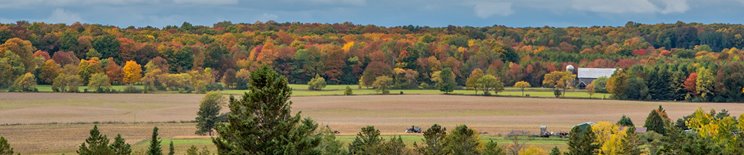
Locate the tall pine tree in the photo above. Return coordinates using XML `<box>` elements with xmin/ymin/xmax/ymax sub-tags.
<box><xmin>349</xmin><ymin>126</ymin><xmax>384</xmax><ymax>154</ymax></box>
<box><xmin>168</xmin><ymin>141</ymin><xmax>174</xmax><ymax>155</ymax></box>
<box><xmin>617</xmin><ymin>115</ymin><xmax>635</xmax><ymax>127</ymax></box>
<box><xmin>414</xmin><ymin>124</ymin><xmax>447</xmax><ymax>155</ymax></box>
<box><xmin>644</xmin><ymin>106</ymin><xmax>669</xmax><ymax>135</ymax></box>
<box><xmin>148</xmin><ymin>127</ymin><xmax>162</xmax><ymax>155</ymax></box>
<box><xmin>0</xmin><ymin>136</ymin><xmax>13</xmax><ymax>155</ymax></box>
<box><xmin>567</xmin><ymin>123</ymin><xmax>597</xmax><ymax>155</ymax></box>
<box><xmin>78</xmin><ymin>125</ymin><xmax>114</xmax><ymax>155</ymax></box>
<box><xmin>212</xmin><ymin>65</ymin><xmax>321</xmax><ymax>154</ymax></box>
<box><xmin>110</xmin><ymin>134</ymin><xmax>132</xmax><ymax>155</ymax></box>
<box><xmin>444</xmin><ymin>125</ymin><xmax>480</xmax><ymax>154</ymax></box>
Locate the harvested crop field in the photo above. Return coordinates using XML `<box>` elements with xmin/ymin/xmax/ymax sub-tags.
<box><xmin>2</xmin><ymin>93</ymin><xmax>744</xmax><ymax>154</ymax></box>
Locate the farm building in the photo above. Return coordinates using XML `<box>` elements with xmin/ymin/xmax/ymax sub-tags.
<box><xmin>576</xmin><ymin>68</ymin><xmax>616</xmax><ymax>89</ymax></box>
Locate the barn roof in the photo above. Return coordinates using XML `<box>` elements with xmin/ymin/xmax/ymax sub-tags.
<box><xmin>577</xmin><ymin>68</ymin><xmax>616</xmax><ymax>79</ymax></box>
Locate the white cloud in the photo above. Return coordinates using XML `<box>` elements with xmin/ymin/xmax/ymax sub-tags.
<box><xmin>256</xmin><ymin>13</ymin><xmax>279</xmax><ymax>22</ymax></box>
<box><xmin>473</xmin><ymin>1</ymin><xmax>513</xmax><ymax>18</ymax></box>
<box><xmin>570</xmin><ymin>0</ymin><xmax>689</xmax><ymax>14</ymax></box>
<box><xmin>47</xmin><ymin>9</ymin><xmax>83</xmax><ymax>24</ymax></box>
<box><xmin>654</xmin><ymin>0</ymin><xmax>689</xmax><ymax>14</ymax></box>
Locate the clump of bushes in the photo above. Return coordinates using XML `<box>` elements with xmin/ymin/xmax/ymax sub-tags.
<box><xmin>344</xmin><ymin>86</ymin><xmax>353</xmax><ymax>95</ymax></box>
<box><xmin>123</xmin><ymin>85</ymin><xmax>143</xmax><ymax>93</ymax></box>
<box><xmin>308</xmin><ymin>74</ymin><xmax>327</xmax><ymax>91</ymax></box>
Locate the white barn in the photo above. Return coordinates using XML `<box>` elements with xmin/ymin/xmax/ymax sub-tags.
<box><xmin>576</xmin><ymin>68</ymin><xmax>616</xmax><ymax>88</ymax></box>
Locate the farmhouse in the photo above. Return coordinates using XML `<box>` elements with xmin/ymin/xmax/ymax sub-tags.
<box><xmin>576</xmin><ymin>68</ymin><xmax>616</xmax><ymax>89</ymax></box>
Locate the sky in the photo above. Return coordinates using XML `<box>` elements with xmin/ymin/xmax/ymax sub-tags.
<box><xmin>0</xmin><ymin>0</ymin><xmax>743</xmax><ymax>28</ymax></box>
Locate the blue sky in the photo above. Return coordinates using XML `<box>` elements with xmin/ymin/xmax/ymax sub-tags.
<box><xmin>0</xmin><ymin>0</ymin><xmax>743</xmax><ymax>27</ymax></box>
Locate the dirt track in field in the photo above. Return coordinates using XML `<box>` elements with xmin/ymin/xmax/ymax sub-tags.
<box><xmin>3</xmin><ymin>93</ymin><xmax>744</xmax><ymax>154</ymax></box>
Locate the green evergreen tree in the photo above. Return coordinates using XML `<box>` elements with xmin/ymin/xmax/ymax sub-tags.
<box><xmin>195</xmin><ymin>92</ymin><xmax>223</xmax><ymax>136</ymax></box>
<box><xmin>438</xmin><ymin>67</ymin><xmax>456</xmax><ymax>94</ymax></box>
<box><xmin>482</xmin><ymin>140</ymin><xmax>505</xmax><ymax>155</ymax></box>
<box><xmin>78</xmin><ymin>125</ymin><xmax>114</xmax><ymax>155</ymax></box>
<box><xmin>647</xmin><ymin>67</ymin><xmax>673</xmax><ymax>100</ymax></box>
<box><xmin>147</xmin><ymin>127</ymin><xmax>162</xmax><ymax>155</ymax></box>
<box><xmin>212</xmin><ymin>65</ymin><xmax>321</xmax><ymax>154</ymax></box>
<box><xmin>617</xmin><ymin>115</ymin><xmax>635</xmax><ymax>127</ymax></box>
<box><xmin>381</xmin><ymin>136</ymin><xmax>407</xmax><ymax>154</ymax></box>
<box><xmin>567</xmin><ymin>123</ymin><xmax>597</xmax><ymax>155</ymax></box>
<box><xmin>444</xmin><ymin>125</ymin><xmax>480</xmax><ymax>155</ymax></box>
<box><xmin>186</xmin><ymin>145</ymin><xmax>199</xmax><ymax>155</ymax></box>
<box><xmin>549</xmin><ymin>146</ymin><xmax>560</xmax><ymax>155</ymax></box>
<box><xmin>110</xmin><ymin>134</ymin><xmax>132</xmax><ymax>155</ymax></box>
<box><xmin>168</xmin><ymin>141</ymin><xmax>174</xmax><ymax>155</ymax></box>
<box><xmin>415</xmin><ymin>124</ymin><xmax>448</xmax><ymax>155</ymax></box>
<box><xmin>185</xmin><ymin>145</ymin><xmax>212</xmax><ymax>155</ymax></box>
<box><xmin>644</xmin><ymin>106</ymin><xmax>669</xmax><ymax>135</ymax></box>
<box><xmin>620</xmin><ymin>129</ymin><xmax>641</xmax><ymax>155</ymax></box>
<box><xmin>316</xmin><ymin>126</ymin><xmax>346</xmax><ymax>155</ymax></box>
<box><xmin>0</xmin><ymin>136</ymin><xmax>13</xmax><ymax>155</ymax></box>
<box><xmin>349</xmin><ymin>126</ymin><xmax>384</xmax><ymax>154</ymax></box>
<box><xmin>670</xmin><ymin>70</ymin><xmax>688</xmax><ymax>100</ymax></box>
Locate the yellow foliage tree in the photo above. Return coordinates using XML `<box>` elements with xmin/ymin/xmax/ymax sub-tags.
<box><xmin>514</xmin><ymin>81</ymin><xmax>531</xmax><ymax>96</ymax></box>
<box><xmin>122</xmin><ymin>60</ymin><xmax>142</xmax><ymax>84</ymax></box>
<box><xmin>466</xmin><ymin>68</ymin><xmax>484</xmax><ymax>94</ymax></box>
<box><xmin>342</xmin><ymin>41</ymin><xmax>355</xmax><ymax>52</ymax></box>
<box><xmin>518</xmin><ymin>145</ymin><xmax>546</xmax><ymax>155</ymax></box>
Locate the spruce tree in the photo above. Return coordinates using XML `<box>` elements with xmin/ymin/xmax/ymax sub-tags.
<box><xmin>621</xmin><ymin>129</ymin><xmax>641</xmax><ymax>155</ymax></box>
<box><xmin>644</xmin><ymin>106</ymin><xmax>669</xmax><ymax>135</ymax></box>
<box><xmin>382</xmin><ymin>136</ymin><xmax>407</xmax><ymax>154</ymax></box>
<box><xmin>617</xmin><ymin>115</ymin><xmax>635</xmax><ymax>127</ymax></box>
<box><xmin>444</xmin><ymin>125</ymin><xmax>480</xmax><ymax>155</ymax></box>
<box><xmin>415</xmin><ymin>124</ymin><xmax>447</xmax><ymax>155</ymax></box>
<box><xmin>567</xmin><ymin>123</ymin><xmax>597</xmax><ymax>155</ymax></box>
<box><xmin>549</xmin><ymin>147</ymin><xmax>560</xmax><ymax>155</ymax></box>
<box><xmin>147</xmin><ymin>127</ymin><xmax>162</xmax><ymax>155</ymax></box>
<box><xmin>110</xmin><ymin>134</ymin><xmax>132</xmax><ymax>155</ymax></box>
<box><xmin>212</xmin><ymin>65</ymin><xmax>321</xmax><ymax>154</ymax></box>
<box><xmin>78</xmin><ymin>125</ymin><xmax>114</xmax><ymax>155</ymax></box>
<box><xmin>0</xmin><ymin>136</ymin><xmax>13</xmax><ymax>155</ymax></box>
<box><xmin>186</xmin><ymin>145</ymin><xmax>199</xmax><ymax>155</ymax></box>
<box><xmin>317</xmin><ymin>126</ymin><xmax>346</xmax><ymax>155</ymax></box>
<box><xmin>168</xmin><ymin>141</ymin><xmax>174</xmax><ymax>155</ymax></box>
<box><xmin>482</xmin><ymin>140</ymin><xmax>505</xmax><ymax>155</ymax></box>
<box><xmin>349</xmin><ymin>126</ymin><xmax>384</xmax><ymax>154</ymax></box>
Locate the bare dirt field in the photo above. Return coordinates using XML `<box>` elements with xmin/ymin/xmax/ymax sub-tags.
<box><xmin>2</xmin><ymin>93</ymin><xmax>744</xmax><ymax>154</ymax></box>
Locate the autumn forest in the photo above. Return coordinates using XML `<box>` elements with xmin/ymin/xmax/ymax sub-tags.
<box><xmin>1</xmin><ymin>21</ymin><xmax>744</xmax><ymax>102</ymax></box>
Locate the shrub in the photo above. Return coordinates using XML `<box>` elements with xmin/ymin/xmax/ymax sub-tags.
<box><xmin>123</xmin><ymin>85</ymin><xmax>142</xmax><ymax>93</ymax></box>
<box><xmin>554</xmin><ymin>89</ymin><xmax>562</xmax><ymax>98</ymax></box>
<box><xmin>9</xmin><ymin>72</ymin><xmax>36</xmax><ymax>92</ymax></box>
<box><xmin>308</xmin><ymin>74</ymin><xmax>327</xmax><ymax>91</ymax></box>
<box><xmin>344</xmin><ymin>86</ymin><xmax>353</xmax><ymax>95</ymax></box>
<box><xmin>87</xmin><ymin>73</ymin><xmax>112</xmax><ymax>93</ymax></box>
<box><xmin>372</xmin><ymin>76</ymin><xmax>393</xmax><ymax>94</ymax></box>
<box><xmin>205</xmin><ymin>83</ymin><xmax>224</xmax><ymax>91</ymax></box>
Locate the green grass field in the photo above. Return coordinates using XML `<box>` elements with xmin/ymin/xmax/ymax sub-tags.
<box><xmin>129</xmin><ymin>135</ymin><xmax>568</xmax><ymax>154</ymax></box>
<box><xmin>8</xmin><ymin>84</ymin><xmax>610</xmax><ymax>99</ymax></box>
<box><xmin>226</xmin><ymin>84</ymin><xmax>610</xmax><ymax>98</ymax></box>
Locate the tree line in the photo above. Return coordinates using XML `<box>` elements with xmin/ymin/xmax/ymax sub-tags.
<box><xmin>1</xmin><ymin>21</ymin><xmax>744</xmax><ymax>99</ymax></box>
